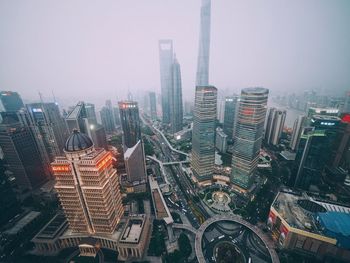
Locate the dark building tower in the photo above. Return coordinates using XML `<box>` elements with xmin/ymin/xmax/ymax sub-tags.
<box><xmin>191</xmin><ymin>86</ymin><xmax>217</xmax><ymax>184</ymax></box>
<box><xmin>0</xmin><ymin>91</ymin><xmax>24</xmax><ymax>112</ymax></box>
<box><xmin>19</xmin><ymin>103</ymin><xmax>68</xmax><ymax>164</ymax></box>
<box><xmin>231</xmin><ymin>87</ymin><xmax>269</xmax><ymax>190</ymax></box>
<box><xmin>149</xmin><ymin>92</ymin><xmax>157</xmax><ymax>120</ymax></box>
<box><xmin>264</xmin><ymin>108</ymin><xmax>286</xmax><ymax>145</ymax></box>
<box><xmin>290</xmin><ymin>115</ymin><xmax>307</xmax><ymax>151</ymax></box>
<box><xmin>171</xmin><ymin>57</ymin><xmax>183</xmax><ymax>133</ymax></box>
<box><xmin>118</xmin><ymin>101</ymin><xmax>141</xmax><ymax>149</ymax></box>
<box><xmin>223</xmin><ymin>95</ymin><xmax>238</xmax><ymax>140</ymax></box>
<box><xmin>332</xmin><ymin>114</ymin><xmax>350</xmax><ymax>169</ymax></box>
<box><xmin>0</xmin><ymin>112</ymin><xmax>48</xmax><ymax>193</ymax></box>
<box><xmin>159</xmin><ymin>40</ymin><xmax>173</xmax><ymax>124</ymax></box>
<box><xmin>85</xmin><ymin>103</ymin><xmax>98</xmax><ymax>124</ymax></box>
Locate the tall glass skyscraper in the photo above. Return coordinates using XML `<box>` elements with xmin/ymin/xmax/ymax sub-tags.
<box><xmin>231</xmin><ymin>87</ymin><xmax>269</xmax><ymax>190</ymax></box>
<box><xmin>149</xmin><ymin>92</ymin><xmax>157</xmax><ymax>120</ymax></box>
<box><xmin>0</xmin><ymin>91</ymin><xmax>24</xmax><ymax>112</ymax></box>
<box><xmin>223</xmin><ymin>95</ymin><xmax>238</xmax><ymax>140</ymax></box>
<box><xmin>196</xmin><ymin>0</ymin><xmax>211</xmax><ymax>86</ymax></box>
<box><xmin>171</xmin><ymin>57</ymin><xmax>183</xmax><ymax>133</ymax></box>
<box><xmin>118</xmin><ymin>101</ymin><xmax>141</xmax><ymax>149</ymax></box>
<box><xmin>191</xmin><ymin>86</ymin><xmax>217</xmax><ymax>183</ymax></box>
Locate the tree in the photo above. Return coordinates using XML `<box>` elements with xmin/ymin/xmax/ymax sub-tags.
<box><xmin>178</xmin><ymin>233</ymin><xmax>192</xmax><ymax>258</ymax></box>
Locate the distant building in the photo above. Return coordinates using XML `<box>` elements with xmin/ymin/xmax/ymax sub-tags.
<box><xmin>216</xmin><ymin>128</ymin><xmax>227</xmax><ymax>153</ymax></box>
<box><xmin>231</xmin><ymin>87</ymin><xmax>269</xmax><ymax>190</ymax></box>
<box><xmin>264</xmin><ymin>108</ymin><xmax>286</xmax><ymax>145</ymax></box>
<box><xmin>223</xmin><ymin>95</ymin><xmax>238</xmax><ymax>140</ymax></box>
<box><xmin>0</xmin><ymin>112</ymin><xmax>48</xmax><ymax>192</ymax></box>
<box><xmin>149</xmin><ymin>92</ymin><xmax>157</xmax><ymax>120</ymax></box>
<box><xmin>170</xmin><ymin>57</ymin><xmax>183</xmax><ymax>134</ymax></box>
<box><xmin>89</xmin><ymin>123</ymin><xmax>108</xmax><ymax>150</ymax></box>
<box><xmin>307</xmin><ymin>107</ymin><xmax>339</xmax><ymax>118</ymax></box>
<box><xmin>53</xmin><ymin>130</ymin><xmax>123</xmax><ymax>234</ymax></box>
<box><xmin>0</xmin><ymin>91</ymin><xmax>24</xmax><ymax>112</ymax></box>
<box><xmin>84</xmin><ymin>103</ymin><xmax>97</xmax><ymax>124</ymax></box>
<box><xmin>290</xmin><ymin>115</ymin><xmax>306</xmax><ymax>151</ymax></box>
<box><xmin>100</xmin><ymin>106</ymin><xmax>115</xmax><ymax>133</ymax></box>
<box><xmin>191</xmin><ymin>86</ymin><xmax>217</xmax><ymax>184</ymax></box>
<box><xmin>217</xmin><ymin>97</ymin><xmax>225</xmax><ymax>124</ymax></box>
<box><xmin>124</xmin><ymin>140</ymin><xmax>147</xmax><ymax>192</ymax></box>
<box><xmin>118</xmin><ymin>101</ymin><xmax>141</xmax><ymax>149</ymax></box>
<box><xmin>268</xmin><ymin>190</ymin><xmax>350</xmax><ymax>262</ymax></box>
<box><xmin>342</xmin><ymin>91</ymin><xmax>350</xmax><ymax>113</ymax></box>
<box><xmin>332</xmin><ymin>114</ymin><xmax>350</xmax><ymax>169</ymax></box>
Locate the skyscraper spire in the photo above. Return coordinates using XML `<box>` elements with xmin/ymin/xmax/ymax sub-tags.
<box><xmin>196</xmin><ymin>0</ymin><xmax>211</xmax><ymax>86</ymax></box>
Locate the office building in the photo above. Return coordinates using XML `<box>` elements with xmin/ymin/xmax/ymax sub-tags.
<box><xmin>307</xmin><ymin>107</ymin><xmax>339</xmax><ymax>118</ymax></box>
<box><xmin>0</xmin><ymin>91</ymin><xmax>24</xmax><ymax>112</ymax></box>
<box><xmin>124</xmin><ymin>140</ymin><xmax>147</xmax><ymax>192</ymax></box>
<box><xmin>265</xmin><ymin>108</ymin><xmax>286</xmax><ymax>145</ymax></box>
<box><xmin>231</xmin><ymin>87</ymin><xmax>269</xmax><ymax>190</ymax></box>
<box><xmin>196</xmin><ymin>0</ymin><xmax>211</xmax><ymax>86</ymax></box>
<box><xmin>159</xmin><ymin>40</ymin><xmax>173</xmax><ymax>124</ymax></box>
<box><xmin>89</xmin><ymin>123</ymin><xmax>108</xmax><ymax>150</ymax></box>
<box><xmin>216</xmin><ymin>128</ymin><xmax>227</xmax><ymax>153</ymax></box>
<box><xmin>170</xmin><ymin>57</ymin><xmax>183</xmax><ymax>133</ymax></box>
<box><xmin>118</xmin><ymin>101</ymin><xmax>141</xmax><ymax>149</ymax></box>
<box><xmin>268</xmin><ymin>190</ymin><xmax>350</xmax><ymax>262</ymax></box>
<box><xmin>53</xmin><ymin>130</ymin><xmax>123</xmax><ymax>234</ymax></box>
<box><xmin>0</xmin><ymin>112</ymin><xmax>48</xmax><ymax>192</ymax></box>
<box><xmin>65</xmin><ymin>101</ymin><xmax>89</xmax><ymax>134</ymax></box>
<box><xmin>223</xmin><ymin>95</ymin><xmax>238</xmax><ymax>140</ymax></box>
<box><xmin>332</xmin><ymin>114</ymin><xmax>350</xmax><ymax>168</ymax></box>
<box><xmin>342</xmin><ymin>91</ymin><xmax>350</xmax><ymax>113</ymax></box>
<box><xmin>217</xmin><ymin>97</ymin><xmax>225</xmax><ymax>124</ymax></box>
<box><xmin>149</xmin><ymin>92</ymin><xmax>157</xmax><ymax>120</ymax></box>
<box><xmin>191</xmin><ymin>86</ymin><xmax>217</xmax><ymax>184</ymax></box>
<box><xmin>290</xmin><ymin>115</ymin><xmax>307</xmax><ymax>151</ymax></box>
<box><xmin>85</xmin><ymin>103</ymin><xmax>97</xmax><ymax>124</ymax></box>
<box><xmin>20</xmin><ymin>103</ymin><xmax>68</xmax><ymax>164</ymax></box>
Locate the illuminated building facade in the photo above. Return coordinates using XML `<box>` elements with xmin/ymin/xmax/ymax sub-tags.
<box><xmin>191</xmin><ymin>86</ymin><xmax>217</xmax><ymax>183</ymax></box>
<box><xmin>53</xmin><ymin>130</ymin><xmax>123</xmax><ymax>234</ymax></box>
<box><xmin>118</xmin><ymin>101</ymin><xmax>141</xmax><ymax>149</ymax></box>
<box><xmin>231</xmin><ymin>87</ymin><xmax>269</xmax><ymax>190</ymax></box>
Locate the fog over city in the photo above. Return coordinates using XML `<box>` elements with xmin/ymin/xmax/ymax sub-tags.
<box><xmin>1</xmin><ymin>0</ymin><xmax>350</xmax><ymax>110</ymax></box>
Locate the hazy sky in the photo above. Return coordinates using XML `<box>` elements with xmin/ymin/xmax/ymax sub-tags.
<box><xmin>1</xmin><ymin>0</ymin><xmax>350</xmax><ymax>110</ymax></box>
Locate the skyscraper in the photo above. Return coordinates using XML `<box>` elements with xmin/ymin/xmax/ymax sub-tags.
<box><xmin>0</xmin><ymin>112</ymin><xmax>48</xmax><ymax>192</ymax></box>
<box><xmin>159</xmin><ymin>40</ymin><xmax>173</xmax><ymax>124</ymax></box>
<box><xmin>231</xmin><ymin>87</ymin><xmax>269</xmax><ymax>190</ymax></box>
<box><xmin>196</xmin><ymin>0</ymin><xmax>211</xmax><ymax>86</ymax></box>
<box><xmin>223</xmin><ymin>95</ymin><xmax>238</xmax><ymax>140</ymax></box>
<box><xmin>85</xmin><ymin>103</ymin><xmax>97</xmax><ymax>124</ymax></box>
<box><xmin>149</xmin><ymin>92</ymin><xmax>157</xmax><ymax>120</ymax></box>
<box><xmin>170</xmin><ymin>57</ymin><xmax>183</xmax><ymax>133</ymax></box>
<box><xmin>191</xmin><ymin>86</ymin><xmax>217</xmax><ymax>183</ymax></box>
<box><xmin>290</xmin><ymin>115</ymin><xmax>307</xmax><ymax>151</ymax></box>
<box><xmin>20</xmin><ymin>103</ymin><xmax>68</xmax><ymax>163</ymax></box>
<box><xmin>342</xmin><ymin>91</ymin><xmax>350</xmax><ymax>114</ymax></box>
<box><xmin>118</xmin><ymin>101</ymin><xmax>141</xmax><ymax>149</ymax></box>
<box><xmin>0</xmin><ymin>91</ymin><xmax>24</xmax><ymax>112</ymax></box>
<box><xmin>100</xmin><ymin>106</ymin><xmax>115</xmax><ymax>133</ymax></box>
<box><xmin>264</xmin><ymin>108</ymin><xmax>286</xmax><ymax>145</ymax></box>
<box><xmin>53</xmin><ymin>130</ymin><xmax>123</xmax><ymax>234</ymax></box>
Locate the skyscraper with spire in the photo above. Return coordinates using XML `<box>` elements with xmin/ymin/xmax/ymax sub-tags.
<box><xmin>196</xmin><ymin>0</ymin><xmax>211</xmax><ymax>86</ymax></box>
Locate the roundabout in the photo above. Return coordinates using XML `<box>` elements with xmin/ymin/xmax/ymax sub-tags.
<box><xmin>195</xmin><ymin>215</ymin><xmax>279</xmax><ymax>263</ymax></box>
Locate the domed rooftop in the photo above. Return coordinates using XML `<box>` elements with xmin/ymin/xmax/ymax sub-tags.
<box><xmin>64</xmin><ymin>129</ymin><xmax>93</xmax><ymax>152</ymax></box>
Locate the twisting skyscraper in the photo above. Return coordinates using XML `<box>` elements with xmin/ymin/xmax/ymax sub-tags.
<box><xmin>196</xmin><ymin>0</ymin><xmax>211</xmax><ymax>86</ymax></box>
<box><xmin>191</xmin><ymin>86</ymin><xmax>217</xmax><ymax>184</ymax></box>
<box><xmin>231</xmin><ymin>87</ymin><xmax>269</xmax><ymax>190</ymax></box>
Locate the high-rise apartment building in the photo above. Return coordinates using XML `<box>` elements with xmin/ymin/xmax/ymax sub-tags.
<box><xmin>0</xmin><ymin>112</ymin><xmax>48</xmax><ymax>192</ymax></box>
<box><xmin>231</xmin><ymin>87</ymin><xmax>269</xmax><ymax>190</ymax></box>
<box><xmin>0</xmin><ymin>91</ymin><xmax>24</xmax><ymax>112</ymax></box>
<box><xmin>191</xmin><ymin>86</ymin><xmax>217</xmax><ymax>183</ymax></box>
<box><xmin>223</xmin><ymin>95</ymin><xmax>238</xmax><ymax>140</ymax></box>
<box><xmin>264</xmin><ymin>108</ymin><xmax>286</xmax><ymax>145</ymax></box>
<box><xmin>149</xmin><ymin>92</ymin><xmax>157</xmax><ymax>120</ymax></box>
<box><xmin>170</xmin><ymin>57</ymin><xmax>183</xmax><ymax>133</ymax></box>
<box><xmin>196</xmin><ymin>0</ymin><xmax>211</xmax><ymax>86</ymax></box>
<box><xmin>290</xmin><ymin>115</ymin><xmax>306</xmax><ymax>151</ymax></box>
<box><xmin>118</xmin><ymin>101</ymin><xmax>141</xmax><ymax>149</ymax></box>
<box><xmin>53</xmin><ymin>130</ymin><xmax>123</xmax><ymax>234</ymax></box>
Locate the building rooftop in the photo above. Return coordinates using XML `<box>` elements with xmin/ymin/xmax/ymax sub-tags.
<box><xmin>119</xmin><ymin>216</ymin><xmax>145</xmax><ymax>244</ymax></box>
<box><xmin>64</xmin><ymin>130</ymin><xmax>93</xmax><ymax>152</ymax></box>
<box><xmin>33</xmin><ymin>213</ymin><xmax>68</xmax><ymax>240</ymax></box>
<box><xmin>5</xmin><ymin>211</ymin><xmax>41</xmax><ymax>235</ymax></box>
<box><xmin>272</xmin><ymin>191</ymin><xmax>350</xmax><ymax>247</ymax></box>
<box><xmin>66</xmin><ymin>101</ymin><xmax>84</xmax><ymax>119</ymax></box>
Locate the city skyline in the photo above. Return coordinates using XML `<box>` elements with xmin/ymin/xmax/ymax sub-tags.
<box><xmin>1</xmin><ymin>0</ymin><xmax>350</xmax><ymax>109</ymax></box>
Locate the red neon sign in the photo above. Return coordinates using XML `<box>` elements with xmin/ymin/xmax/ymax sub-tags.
<box><xmin>52</xmin><ymin>165</ymin><xmax>71</xmax><ymax>172</ymax></box>
<box><xmin>342</xmin><ymin>114</ymin><xmax>350</xmax><ymax>124</ymax></box>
